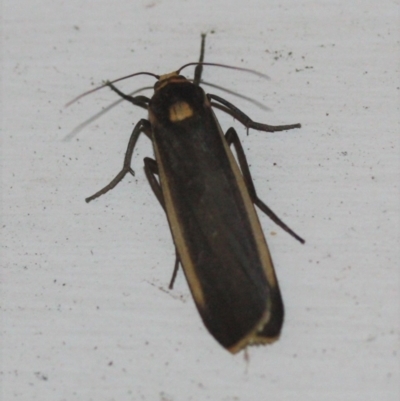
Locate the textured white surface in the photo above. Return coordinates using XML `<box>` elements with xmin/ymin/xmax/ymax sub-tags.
<box><xmin>2</xmin><ymin>0</ymin><xmax>399</xmax><ymax>400</ymax></box>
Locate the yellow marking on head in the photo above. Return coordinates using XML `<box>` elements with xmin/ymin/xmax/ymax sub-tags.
<box><xmin>159</xmin><ymin>71</ymin><xmax>179</xmax><ymax>82</ymax></box>
<box><xmin>169</xmin><ymin>101</ymin><xmax>194</xmax><ymax>122</ymax></box>
<box><xmin>154</xmin><ymin>73</ymin><xmax>189</xmax><ymax>91</ymax></box>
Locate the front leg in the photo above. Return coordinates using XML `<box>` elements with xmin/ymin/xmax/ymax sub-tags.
<box><xmin>106</xmin><ymin>82</ymin><xmax>150</xmax><ymax>109</ymax></box>
<box><xmin>86</xmin><ymin>119</ymin><xmax>151</xmax><ymax>202</ymax></box>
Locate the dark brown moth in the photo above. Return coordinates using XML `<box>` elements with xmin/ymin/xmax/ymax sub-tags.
<box><xmin>78</xmin><ymin>35</ymin><xmax>304</xmax><ymax>353</ymax></box>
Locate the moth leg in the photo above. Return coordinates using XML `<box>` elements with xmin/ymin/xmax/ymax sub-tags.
<box><xmin>169</xmin><ymin>252</ymin><xmax>180</xmax><ymax>290</ymax></box>
<box><xmin>106</xmin><ymin>82</ymin><xmax>150</xmax><ymax>109</ymax></box>
<box><xmin>224</xmin><ymin>127</ymin><xmax>305</xmax><ymax>244</ymax></box>
<box><xmin>143</xmin><ymin>157</ymin><xmax>164</xmax><ymax>209</ymax></box>
<box><xmin>143</xmin><ymin>157</ymin><xmax>181</xmax><ymax>289</ymax></box>
<box><xmin>86</xmin><ymin>119</ymin><xmax>151</xmax><ymax>203</ymax></box>
<box><xmin>209</xmin><ymin>93</ymin><xmax>301</xmax><ymax>133</ymax></box>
